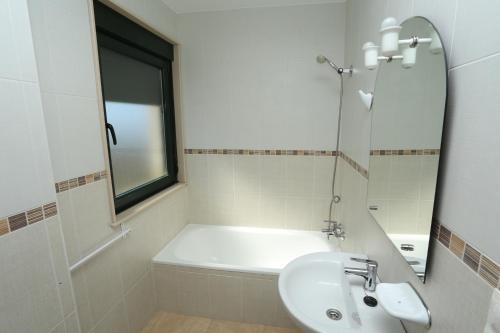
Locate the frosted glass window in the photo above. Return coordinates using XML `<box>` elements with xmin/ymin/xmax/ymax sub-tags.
<box><xmin>100</xmin><ymin>48</ymin><xmax>168</xmax><ymax>196</ymax></box>
<box><xmin>95</xmin><ymin>0</ymin><xmax>177</xmax><ymax>213</ymax></box>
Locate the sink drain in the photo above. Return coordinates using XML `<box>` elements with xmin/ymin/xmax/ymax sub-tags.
<box><xmin>326</xmin><ymin>309</ymin><xmax>342</xmax><ymax>321</ymax></box>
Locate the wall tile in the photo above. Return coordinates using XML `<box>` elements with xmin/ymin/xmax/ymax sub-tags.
<box><xmin>64</xmin><ymin>312</ymin><xmax>81</xmax><ymax>333</ymax></box>
<box><xmin>154</xmin><ymin>265</ymin><xmax>178</xmax><ymax>311</ymax></box>
<box><xmin>41</xmin><ymin>93</ymin><xmax>105</xmax><ymax>182</ymax></box>
<box><xmin>72</xmin><ymin>265</ymin><xmax>95</xmax><ymax>333</ymax></box>
<box><xmin>0</xmin><ymin>223</ymin><xmax>64</xmax><ymax>333</ymax></box>
<box><xmin>208</xmin><ymin>275</ymin><xmax>243</xmax><ymax>321</ymax></box>
<box><xmin>0</xmin><ymin>0</ymin><xmax>20</xmax><ymax>80</ymax></box>
<box><xmin>0</xmin><ymin>79</ymin><xmax>55</xmax><ymax>215</ymax></box>
<box><xmin>8</xmin><ymin>0</ymin><xmax>39</xmax><ymax>82</ymax></box>
<box><xmin>90</xmin><ymin>301</ymin><xmax>129</xmax><ymax>333</ymax></box>
<box><xmin>450</xmin><ymin>0</ymin><xmax>500</xmax><ymax>67</ymax></box>
<box><xmin>118</xmin><ymin>215</ymin><xmax>155</xmax><ymax>292</ymax></box>
<box><xmin>36</xmin><ymin>0</ymin><xmax>97</xmax><ymax>97</ymax></box>
<box><xmin>179</xmin><ymin>4</ymin><xmax>345</xmax><ymax>150</ymax></box>
<box><xmin>438</xmin><ymin>54</ymin><xmax>500</xmax><ymax>263</ymax></box>
<box><xmin>49</xmin><ymin>321</ymin><xmax>66</xmax><ymax>333</ymax></box>
<box><xmin>176</xmin><ymin>270</ymin><xmax>211</xmax><ymax>317</ymax></box>
<box><xmin>45</xmin><ymin>216</ymin><xmax>76</xmax><ymax>317</ymax></box>
<box><xmin>124</xmin><ymin>271</ymin><xmax>156</xmax><ymax>333</ymax></box>
<box><xmin>81</xmin><ymin>243</ymin><xmax>124</xmax><ymax>327</ymax></box>
<box><xmin>242</xmin><ymin>278</ymin><xmax>277</xmax><ymax>325</ymax></box>
<box><xmin>69</xmin><ymin>181</ymin><xmax>114</xmax><ymax>256</ymax></box>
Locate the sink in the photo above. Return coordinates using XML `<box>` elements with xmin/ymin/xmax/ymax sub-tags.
<box><xmin>278</xmin><ymin>252</ymin><xmax>405</xmax><ymax>333</ymax></box>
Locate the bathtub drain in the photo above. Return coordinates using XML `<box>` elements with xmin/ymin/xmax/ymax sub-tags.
<box><xmin>326</xmin><ymin>309</ymin><xmax>342</xmax><ymax>321</ymax></box>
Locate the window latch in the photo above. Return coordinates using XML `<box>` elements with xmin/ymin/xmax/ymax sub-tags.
<box><xmin>106</xmin><ymin>122</ymin><xmax>117</xmax><ymax>145</ymax></box>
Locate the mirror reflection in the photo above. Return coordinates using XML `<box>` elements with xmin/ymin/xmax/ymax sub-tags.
<box><xmin>367</xmin><ymin>17</ymin><xmax>447</xmax><ymax>281</ymax></box>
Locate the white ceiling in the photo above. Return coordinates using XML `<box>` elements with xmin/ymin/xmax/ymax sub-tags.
<box><xmin>161</xmin><ymin>0</ymin><xmax>345</xmax><ymax>14</ymax></box>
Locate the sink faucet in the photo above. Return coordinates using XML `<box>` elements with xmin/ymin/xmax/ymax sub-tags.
<box><xmin>344</xmin><ymin>258</ymin><xmax>378</xmax><ymax>292</ymax></box>
<box><xmin>322</xmin><ymin>220</ymin><xmax>345</xmax><ymax>240</ymax></box>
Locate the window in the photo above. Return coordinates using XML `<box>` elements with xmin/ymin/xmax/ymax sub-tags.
<box><xmin>94</xmin><ymin>1</ymin><xmax>178</xmax><ymax>213</ymax></box>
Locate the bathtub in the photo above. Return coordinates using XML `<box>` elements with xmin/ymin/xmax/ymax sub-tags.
<box><xmin>153</xmin><ymin>224</ymin><xmax>337</xmax><ymax>274</ymax></box>
<box><xmin>152</xmin><ymin>224</ymin><xmax>338</xmax><ymax>327</ymax></box>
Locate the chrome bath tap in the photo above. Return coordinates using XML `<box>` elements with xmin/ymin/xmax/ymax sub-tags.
<box><xmin>322</xmin><ymin>220</ymin><xmax>345</xmax><ymax>240</ymax></box>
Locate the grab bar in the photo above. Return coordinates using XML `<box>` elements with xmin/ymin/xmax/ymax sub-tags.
<box><xmin>69</xmin><ymin>228</ymin><xmax>132</xmax><ymax>272</ymax></box>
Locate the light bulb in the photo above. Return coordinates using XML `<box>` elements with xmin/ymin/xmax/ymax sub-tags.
<box><xmin>401</xmin><ymin>45</ymin><xmax>416</xmax><ymax>68</ymax></box>
<box><xmin>380</xmin><ymin>17</ymin><xmax>402</xmax><ymax>56</ymax></box>
<box><xmin>362</xmin><ymin>42</ymin><xmax>379</xmax><ymax>70</ymax></box>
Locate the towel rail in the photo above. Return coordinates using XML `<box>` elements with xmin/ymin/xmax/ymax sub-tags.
<box><xmin>69</xmin><ymin>228</ymin><xmax>132</xmax><ymax>272</ymax></box>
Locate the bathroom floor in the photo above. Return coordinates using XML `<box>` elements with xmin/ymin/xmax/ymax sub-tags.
<box><xmin>142</xmin><ymin>312</ymin><xmax>302</xmax><ymax>333</ymax></box>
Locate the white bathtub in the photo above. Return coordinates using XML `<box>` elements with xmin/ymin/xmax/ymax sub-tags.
<box><xmin>153</xmin><ymin>224</ymin><xmax>337</xmax><ymax>274</ymax></box>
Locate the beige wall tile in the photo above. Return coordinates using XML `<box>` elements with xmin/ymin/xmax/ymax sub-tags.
<box><xmin>208</xmin><ymin>275</ymin><xmax>243</xmax><ymax>321</ymax></box>
<box><xmin>72</xmin><ymin>270</ymin><xmax>94</xmax><ymax>333</ymax></box>
<box><xmin>0</xmin><ymin>223</ymin><xmax>64</xmax><ymax>333</ymax></box>
<box><xmin>45</xmin><ymin>216</ymin><xmax>76</xmax><ymax>317</ymax></box>
<box><xmin>91</xmin><ymin>301</ymin><xmax>129</xmax><ymax>333</ymax></box>
<box><xmin>119</xmin><ymin>216</ymin><xmax>154</xmax><ymax>292</ymax></box>
<box><xmin>154</xmin><ymin>265</ymin><xmax>179</xmax><ymax>311</ymax></box>
<box><xmin>79</xmin><ymin>244</ymin><xmax>124</xmax><ymax>328</ymax></box>
<box><xmin>49</xmin><ymin>321</ymin><xmax>66</xmax><ymax>333</ymax></box>
<box><xmin>64</xmin><ymin>312</ymin><xmax>81</xmax><ymax>333</ymax></box>
<box><xmin>242</xmin><ymin>278</ymin><xmax>277</xmax><ymax>325</ymax></box>
<box><xmin>125</xmin><ymin>271</ymin><xmax>156</xmax><ymax>333</ymax></box>
<box><xmin>176</xmin><ymin>270</ymin><xmax>211</xmax><ymax>317</ymax></box>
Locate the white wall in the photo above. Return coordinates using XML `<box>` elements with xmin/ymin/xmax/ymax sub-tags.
<box><xmin>340</xmin><ymin>0</ymin><xmax>500</xmax><ymax>332</ymax></box>
<box><xmin>0</xmin><ymin>1</ymin><xmax>78</xmax><ymax>332</ymax></box>
<box><xmin>26</xmin><ymin>1</ymin><xmax>190</xmax><ymax>333</ymax></box>
<box><xmin>179</xmin><ymin>3</ymin><xmax>346</xmax><ymax>150</ymax></box>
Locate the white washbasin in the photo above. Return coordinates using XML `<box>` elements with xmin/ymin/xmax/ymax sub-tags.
<box><xmin>278</xmin><ymin>252</ymin><xmax>405</xmax><ymax>333</ymax></box>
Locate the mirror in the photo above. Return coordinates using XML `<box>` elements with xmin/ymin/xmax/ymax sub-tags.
<box><xmin>367</xmin><ymin>17</ymin><xmax>447</xmax><ymax>282</ymax></box>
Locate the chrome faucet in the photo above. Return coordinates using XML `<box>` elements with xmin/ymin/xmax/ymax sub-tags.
<box><xmin>344</xmin><ymin>258</ymin><xmax>378</xmax><ymax>292</ymax></box>
<box><xmin>322</xmin><ymin>220</ymin><xmax>345</xmax><ymax>240</ymax></box>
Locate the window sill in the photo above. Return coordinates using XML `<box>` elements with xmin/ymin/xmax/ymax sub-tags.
<box><xmin>113</xmin><ymin>182</ymin><xmax>187</xmax><ymax>227</ymax></box>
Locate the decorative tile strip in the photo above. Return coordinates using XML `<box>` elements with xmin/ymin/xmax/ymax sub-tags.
<box><xmin>184</xmin><ymin>148</ymin><xmax>337</xmax><ymax>156</ymax></box>
<box><xmin>55</xmin><ymin>170</ymin><xmax>107</xmax><ymax>194</ymax></box>
<box><xmin>370</xmin><ymin>149</ymin><xmax>440</xmax><ymax>156</ymax></box>
<box><xmin>0</xmin><ymin>201</ymin><xmax>58</xmax><ymax>238</ymax></box>
<box><xmin>339</xmin><ymin>152</ymin><xmax>369</xmax><ymax>179</ymax></box>
<box><xmin>432</xmin><ymin>221</ymin><xmax>500</xmax><ymax>289</ymax></box>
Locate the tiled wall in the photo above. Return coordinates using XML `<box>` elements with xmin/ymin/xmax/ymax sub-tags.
<box><xmin>153</xmin><ymin>264</ymin><xmax>294</xmax><ymax>328</ymax></box>
<box><xmin>367</xmin><ymin>154</ymin><xmax>439</xmax><ymax>235</ymax></box>
<box><xmin>186</xmin><ymin>150</ymin><xmax>339</xmax><ymax>230</ymax></box>
<box><xmin>24</xmin><ymin>1</ymin><xmax>191</xmax><ymax>333</ymax></box>
<box><xmin>0</xmin><ymin>1</ymin><xmax>78</xmax><ymax>332</ymax></box>
<box><xmin>178</xmin><ymin>3</ymin><xmax>346</xmax><ymax>151</ymax></box>
<box><xmin>340</xmin><ymin>0</ymin><xmax>500</xmax><ymax>331</ymax></box>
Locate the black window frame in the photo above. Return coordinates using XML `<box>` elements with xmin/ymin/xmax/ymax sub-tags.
<box><xmin>94</xmin><ymin>1</ymin><xmax>178</xmax><ymax>214</ymax></box>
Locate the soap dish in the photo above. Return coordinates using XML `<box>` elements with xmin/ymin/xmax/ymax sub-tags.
<box><xmin>376</xmin><ymin>282</ymin><xmax>431</xmax><ymax>328</ymax></box>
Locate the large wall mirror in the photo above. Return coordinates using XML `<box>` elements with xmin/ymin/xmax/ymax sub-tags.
<box><xmin>367</xmin><ymin>17</ymin><xmax>447</xmax><ymax>282</ymax></box>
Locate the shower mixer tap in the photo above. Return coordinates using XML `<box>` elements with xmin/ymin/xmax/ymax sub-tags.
<box><xmin>322</xmin><ymin>220</ymin><xmax>345</xmax><ymax>240</ymax></box>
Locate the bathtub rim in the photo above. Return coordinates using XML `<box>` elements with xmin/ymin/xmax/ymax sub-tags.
<box><xmin>153</xmin><ymin>223</ymin><xmax>340</xmax><ymax>275</ymax></box>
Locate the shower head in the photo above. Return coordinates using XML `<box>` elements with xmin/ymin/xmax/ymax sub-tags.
<box><xmin>316</xmin><ymin>54</ymin><xmax>353</xmax><ymax>76</ymax></box>
<box><xmin>316</xmin><ymin>54</ymin><xmax>340</xmax><ymax>71</ymax></box>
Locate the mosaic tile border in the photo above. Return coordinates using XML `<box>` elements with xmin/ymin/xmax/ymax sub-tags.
<box><xmin>184</xmin><ymin>148</ymin><xmax>337</xmax><ymax>156</ymax></box>
<box><xmin>339</xmin><ymin>152</ymin><xmax>369</xmax><ymax>179</ymax></box>
<box><xmin>55</xmin><ymin>170</ymin><xmax>107</xmax><ymax>193</ymax></box>
<box><xmin>432</xmin><ymin>221</ymin><xmax>500</xmax><ymax>290</ymax></box>
<box><xmin>370</xmin><ymin>149</ymin><xmax>440</xmax><ymax>156</ymax></box>
<box><xmin>0</xmin><ymin>202</ymin><xmax>58</xmax><ymax>237</ymax></box>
